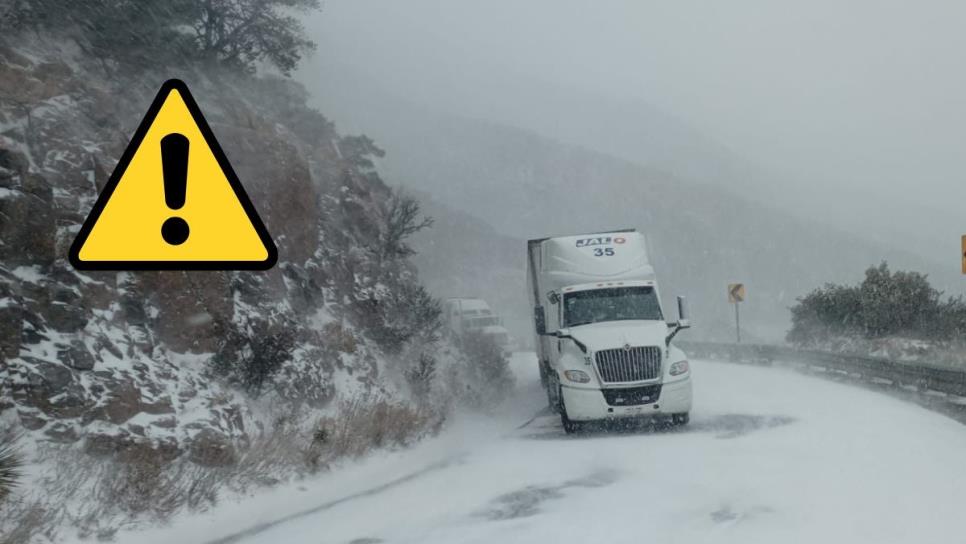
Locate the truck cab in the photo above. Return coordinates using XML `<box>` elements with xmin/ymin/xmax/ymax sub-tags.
<box><xmin>527</xmin><ymin>230</ymin><xmax>692</xmax><ymax>433</ymax></box>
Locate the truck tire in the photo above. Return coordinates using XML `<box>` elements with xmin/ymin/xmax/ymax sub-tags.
<box><xmin>559</xmin><ymin>387</ymin><xmax>583</xmax><ymax>434</ymax></box>
<box><xmin>561</xmin><ymin>413</ymin><xmax>582</xmax><ymax>434</ymax></box>
<box><xmin>546</xmin><ymin>375</ymin><xmax>559</xmax><ymax>412</ymax></box>
<box><xmin>539</xmin><ymin>360</ymin><xmax>549</xmax><ymax>388</ymax></box>
<box><xmin>671</xmin><ymin>412</ymin><xmax>690</xmax><ymax>426</ymax></box>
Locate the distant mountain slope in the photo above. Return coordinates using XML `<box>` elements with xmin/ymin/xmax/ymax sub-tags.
<box><xmin>406</xmin><ymin>192</ymin><xmax>529</xmax><ymax>342</ymax></box>
<box><xmin>304</xmin><ymin>65</ymin><xmax>955</xmax><ymax>342</ymax></box>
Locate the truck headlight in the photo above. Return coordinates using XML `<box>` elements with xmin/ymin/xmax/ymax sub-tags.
<box><xmin>563</xmin><ymin>370</ymin><xmax>591</xmax><ymax>383</ymax></box>
<box><xmin>669</xmin><ymin>360</ymin><xmax>690</xmax><ymax>376</ymax></box>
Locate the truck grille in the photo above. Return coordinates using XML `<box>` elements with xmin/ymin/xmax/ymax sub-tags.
<box><xmin>602</xmin><ymin>385</ymin><xmax>662</xmax><ymax>406</ymax></box>
<box><xmin>595</xmin><ymin>346</ymin><xmax>662</xmax><ymax>383</ymax></box>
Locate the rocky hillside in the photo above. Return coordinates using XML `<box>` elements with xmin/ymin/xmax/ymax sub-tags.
<box><xmin>0</xmin><ymin>28</ymin><xmax>486</xmax><ymax>539</ymax></box>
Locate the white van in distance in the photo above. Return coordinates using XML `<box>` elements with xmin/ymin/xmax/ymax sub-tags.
<box><xmin>526</xmin><ymin>229</ymin><xmax>693</xmax><ymax>433</ymax></box>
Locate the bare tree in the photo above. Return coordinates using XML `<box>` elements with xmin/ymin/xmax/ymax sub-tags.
<box><xmin>381</xmin><ymin>192</ymin><xmax>434</xmax><ymax>261</ymax></box>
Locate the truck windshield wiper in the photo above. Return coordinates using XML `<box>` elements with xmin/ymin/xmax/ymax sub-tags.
<box><xmin>567</xmin><ymin>317</ymin><xmax>660</xmax><ymax>327</ymax></box>
<box><xmin>555</xmin><ymin>332</ymin><xmax>588</xmax><ymax>353</ymax></box>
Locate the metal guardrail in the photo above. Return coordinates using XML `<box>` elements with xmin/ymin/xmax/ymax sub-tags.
<box><xmin>678</xmin><ymin>341</ymin><xmax>966</xmax><ymax>398</ymax></box>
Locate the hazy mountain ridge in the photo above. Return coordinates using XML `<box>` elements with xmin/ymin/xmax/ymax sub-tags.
<box><xmin>406</xmin><ymin>191</ymin><xmax>528</xmax><ymax>342</ymax></box>
<box><xmin>305</xmin><ymin>64</ymin><xmax>955</xmax><ymax>342</ymax></box>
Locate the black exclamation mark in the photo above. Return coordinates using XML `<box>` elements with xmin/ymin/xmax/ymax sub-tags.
<box><xmin>160</xmin><ymin>133</ymin><xmax>190</xmax><ymax>245</ymax></box>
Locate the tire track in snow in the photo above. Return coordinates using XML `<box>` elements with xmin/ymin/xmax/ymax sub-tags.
<box><xmin>204</xmin><ymin>456</ymin><xmax>462</xmax><ymax>544</ymax></box>
<box><xmin>514</xmin><ymin>407</ymin><xmax>552</xmax><ymax>430</ymax></box>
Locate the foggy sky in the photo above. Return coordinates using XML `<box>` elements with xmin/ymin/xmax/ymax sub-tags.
<box><xmin>299</xmin><ymin>0</ymin><xmax>966</xmax><ymax>269</ymax></box>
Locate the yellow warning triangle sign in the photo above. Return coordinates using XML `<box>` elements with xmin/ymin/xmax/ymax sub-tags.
<box><xmin>69</xmin><ymin>79</ymin><xmax>277</xmax><ymax>270</ymax></box>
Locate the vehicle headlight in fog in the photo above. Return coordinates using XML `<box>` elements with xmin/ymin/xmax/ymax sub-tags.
<box><xmin>564</xmin><ymin>370</ymin><xmax>591</xmax><ymax>383</ymax></box>
<box><xmin>669</xmin><ymin>360</ymin><xmax>690</xmax><ymax>376</ymax></box>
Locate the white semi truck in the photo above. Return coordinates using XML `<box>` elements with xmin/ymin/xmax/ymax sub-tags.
<box><xmin>527</xmin><ymin>229</ymin><xmax>693</xmax><ymax>433</ymax></box>
<box><xmin>443</xmin><ymin>298</ymin><xmax>511</xmax><ymax>354</ymax></box>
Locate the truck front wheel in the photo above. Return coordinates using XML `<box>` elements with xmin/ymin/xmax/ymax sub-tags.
<box><xmin>671</xmin><ymin>412</ymin><xmax>690</xmax><ymax>426</ymax></box>
<box><xmin>559</xmin><ymin>388</ymin><xmax>583</xmax><ymax>434</ymax></box>
<box><xmin>546</xmin><ymin>371</ymin><xmax>563</xmax><ymax>413</ymax></box>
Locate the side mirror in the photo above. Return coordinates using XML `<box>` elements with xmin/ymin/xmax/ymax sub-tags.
<box><xmin>677</xmin><ymin>296</ymin><xmax>691</xmax><ymax>328</ymax></box>
<box><xmin>534</xmin><ymin>306</ymin><xmax>547</xmax><ymax>336</ymax></box>
<box><xmin>666</xmin><ymin>296</ymin><xmax>691</xmax><ymax>346</ymax></box>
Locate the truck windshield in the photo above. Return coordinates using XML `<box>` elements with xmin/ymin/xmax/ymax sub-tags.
<box><xmin>563</xmin><ymin>286</ymin><xmax>663</xmax><ymax>327</ymax></box>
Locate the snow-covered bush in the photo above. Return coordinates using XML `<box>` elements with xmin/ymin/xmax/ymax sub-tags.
<box><xmin>454</xmin><ymin>331</ymin><xmax>514</xmax><ymax>409</ymax></box>
<box><xmin>404</xmin><ymin>352</ymin><xmax>438</xmax><ymax>400</ymax></box>
<box><xmin>210</xmin><ymin>314</ymin><xmax>298</xmax><ymax>396</ymax></box>
<box><xmin>789</xmin><ymin>262</ymin><xmax>958</xmax><ymax>343</ymax></box>
<box><xmin>304</xmin><ymin>395</ymin><xmax>443</xmax><ymax>472</ymax></box>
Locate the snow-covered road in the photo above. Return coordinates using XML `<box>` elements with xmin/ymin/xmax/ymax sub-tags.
<box><xmin>137</xmin><ymin>354</ymin><xmax>966</xmax><ymax>544</ymax></box>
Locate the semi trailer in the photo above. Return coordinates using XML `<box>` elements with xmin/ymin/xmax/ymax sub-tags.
<box><xmin>526</xmin><ymin>229</ymin><xmax>693</xmax><ymax>433</ymax></box>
